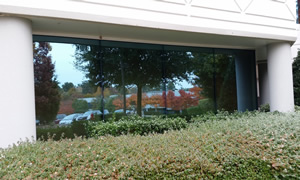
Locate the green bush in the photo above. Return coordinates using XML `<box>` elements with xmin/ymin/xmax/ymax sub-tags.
<box><xmin>1</xmin><ymin>112</ymin><xmax>299</xmax><ymax>179</ymax></box>
<box><xmin>87</xmin><ymin>116</ymin><xmax>188</xmax><ymax>137</ymax></box>
<box><xmin>191</xmin><ymin>110</ymin><xmax>258</xmax><ymax>123</ymax></box>
<box><xmin>217</xmin><ymin>158</ymin><xmax>275</xmax><ymax>179</ymax></box>
<box><xmin>37</xmin><ymin>121</ymin><xmax>88</xmax><ymax>140</ymax></box>
<box><xmin>93</xmin><ymin>113</ymin><xmax>126</xmax><ymax>122</ymax></box>
<box><xmin>71</xmin><ymin>120</ymin><xmax>88</xmax><ymax>137</ymax></box>
<box><xmin>37</xmin><ymin>126</ymin><xmax>74</xmax><ymax>141</ymax></box>
<box><xmin>294</xmin><ymin>105</ymin><xmax>300</xmax><ymax>112</ymax></box>
<box><xmin>260</xmin><ymin>103</ymin><xmax>270</xmax><ymax>112</ymax></box>
<box><xmin>165</xmin><ymin>114</ymin><xmax>193</xmax><ymax>123</ymax></box>
<box><xmin>72</xmin><ymin>99</ymin><xmax>88</xmax><ymax>113</ymax></box>
<box><xmin>143</xmin><ymin>111</ymin><xmax>163</xmax><ymax>116</ymax></box>
<box><xmin>187</xmin><ymin>99</ymin><xmax>214</xmax><ymax>115</ymax></box>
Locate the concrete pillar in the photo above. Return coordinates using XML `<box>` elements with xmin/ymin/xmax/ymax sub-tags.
<box><xmin>267</xmin><ymin>43</ymin><xmax>294</xmax><ymax>112</ymax></box>
<box><xmin>235</xmin><ymin>51</ymin><xmax>257</xmax><ymax>111</ymax></box>
<box><xmin>0</xmin><ymin>17</ymin><xmax>35</xmax><ymax>148</ymax></box>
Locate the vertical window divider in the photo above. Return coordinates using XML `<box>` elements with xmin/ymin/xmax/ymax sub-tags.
<box><xmin>297</xmin><ymin>0</ymin><xmax>300</xmax><ymax>24</ymax></box>
<box><xmin>120</xmin><ymin>49</ymin><xmax>127</xmax><ymax>115</ymax></box>
<box><xmin>162</xmin><ymin>46</ymin><xmax>168</xmax><ymax>115</ymax></box>
<box><xmin>213</xmin><ymin>49</ymin><xmax>218</xmax><ymax>113</ymax></box>
<box><xmin>98</xmin><ymin>40</ymin><xmax>105</xmax><ymax>121</ymax></box>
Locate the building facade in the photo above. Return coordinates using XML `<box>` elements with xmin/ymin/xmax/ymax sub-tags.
<box><xmin>0</xmin><ymin>0</ymin><xmax>297</xmax><ymax>148</ymax></box>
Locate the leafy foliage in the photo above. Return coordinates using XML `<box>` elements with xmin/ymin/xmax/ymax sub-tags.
<box><xmin>74</xmin><ymin>46</ymin><xmax>193</xmax><ymax>116</ymax></box>
<box><xmin>36</xmin><ymin>121</ymin><xmax>88</xmax><ymax>141</ymax></box>
<box><xmin>87</xmin><ymin>116</ymin><xmax>188</xmax><ymax>137</ymax></box>
<box><xmin>57</xmin><ymin>100</ymin><xmax>74</xmax><ymax>115</ymax></box>
<box><xmin>62</xmin><ymin>82</ymin><xmax>74</xmax><ymax>92</ymax></box>
<box><xmin>104</xmin><ymin>97</ymin><xmax>116</xmax><ymax>113</ymax></box>
<box><xmin>293</xmin><ymin>51</ymin><xmax>300</xmax><ymax>105</ymax></box>
<box><xmin>37</xmin><ymin>126</ymin><xmax>74</xmax><ymax>141</ymax></box>
<box><xmin>34</xmin><ymin>42</ymin><xmax>61</xmax><ymax>124</ymax></box>
<box><xmin>94</xmin><ymin>113</ymin><xmax>126</xmax><ymax>122</ymax></box>
<box><xmin>72</xmin><ymin>99</ymin><xmax>89</xmax><ymax>113</ymax></box>
<box><xmin>193</xmin><ymin>53</ymin><xmax>237</xmax><ymax>111</ymax></box>
<box><xmin>78</xmin><ymin>81</ymin><xmax>97</xmax><ymax>95</ymax></box>
<box><xmin>1</xmin><ymin>112</ymin><xmax>299</xmax><ymax>179</ymax></box>
<box><xmin>217</xmin><ymin>158</ymin><xmax>275</xmax><ymax>179</ymax></box>
<box><xmin>187</xmin><ymin>98</ymin><xmax>214</xmax><ymax>115</ymax></box>
<box><xmin>260</xmin><ymin>103</ymin><xmax>270</xmax><ymax>112</ymax></box>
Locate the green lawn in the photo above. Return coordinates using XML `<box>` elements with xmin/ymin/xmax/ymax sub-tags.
<box><xmin>0</xmin><ymin>112</ymin><xmax>299</xmax><ymax>179</ymax></box>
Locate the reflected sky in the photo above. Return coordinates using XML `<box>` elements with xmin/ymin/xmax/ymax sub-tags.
<box><xmin>50</xmin><ymin>43</ymin><xmax>192</xmax><ymax>89</ymax></box>
<box><xmin>50</xmin><ymin>43</ymin><xmax>86</xmax><ymax>86</ymax></box>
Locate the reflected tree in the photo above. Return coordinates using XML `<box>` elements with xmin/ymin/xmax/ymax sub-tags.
<box><xmin>193</xmin><ymin>53</ymin><xmax>237</xmax><ymax>111</ymax></box>
<box><xmin>34</xmin><ymin>42</ymin><xmax>61</xmax><ymax>124</ymax></box>
<box><xmin>74</xmin><ymin>45</ymin><xmax>192</xmax><ymax>116</ymax></box>
<box><xmin>79</xmin><ymin>81</ymin><xmax>97</xmax><ymax>94</ymax></box>
<box><xmin>72</xmin><ymin>99</ymin><xmax>88</xmax><ymax>113</ymax></box>
<box><xmin>62</xmin><ymin>82</ymin><xmax>74</xmax><ymax>92</ymax></box>
<box><xmin>293</xmin><ymin>51</ymin><xmax>300</xmax><ymax>106</ymax></box>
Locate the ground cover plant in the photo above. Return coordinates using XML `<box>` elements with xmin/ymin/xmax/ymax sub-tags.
<box><xmin>0</xmin><ymin>112</ymin><xmax>299</xmax><ymax>179</ymax></box>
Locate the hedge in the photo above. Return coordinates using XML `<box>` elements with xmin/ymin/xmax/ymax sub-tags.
<box><xmin>87</xmin><ymin>116</ymin><xmax>188</xmax><ymax>137</ymax></box>
<box><xmin>2</xmin><ymin>112</ymin><xmax>298</xmax><ymax>179</ymax></box>
<box><xmin>37</xmin><ymin>120</ymin><xmax>87</xmax><ymax>141</ymax></box>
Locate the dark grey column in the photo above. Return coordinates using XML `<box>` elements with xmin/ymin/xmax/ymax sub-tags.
<box><xmin>235</xmin><ymin>51</ymin><xmax>257</xmax><ymax>111</ymax></box>
<box><xmin>258</xmin><ymin>62</ymin><xmax>270</xmax><ymax>106</ymax></box>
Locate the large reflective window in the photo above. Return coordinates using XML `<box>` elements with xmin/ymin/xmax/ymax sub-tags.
<box><xmin>33</xmin><ymin>37</ymin><xmax>254</xmax><ymax>126</ymax></box>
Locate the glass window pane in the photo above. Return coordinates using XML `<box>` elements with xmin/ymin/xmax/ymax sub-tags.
<box><xmin>214</xmin><ymin>53</ymin><xmax>237</xmax><ymax>111</ymax></box>
<box><xmin>164</xmin><ymin>49</ymin><xmax>215</xmax><ymax>116</ymax></box>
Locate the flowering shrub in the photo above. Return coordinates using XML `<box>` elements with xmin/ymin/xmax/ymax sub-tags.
<box><xmin>0</xmin><ymin>112</ymin><xmax>299</xmax><ymax>179</ymax></box>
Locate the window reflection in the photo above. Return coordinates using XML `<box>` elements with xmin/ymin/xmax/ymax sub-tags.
<box><xmin>214</xmin><ymin>54</ymin><xmax>237</xmax><ymax>111</ymax></box>
<box><xmin>34</xmin><ymin>39</ymin><xmax>249</xmax><ymax>125</ymax></box>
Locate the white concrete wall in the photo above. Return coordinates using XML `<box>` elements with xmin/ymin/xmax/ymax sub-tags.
<box><xmin>0</xmin><ymin>0</ymin><xmax>297</xmax><ymax>42</ymax></box>
<box><xmin>0</xmin><ymin>17</ymin><xmax>36</xmax><ymax>148</ymax></box>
